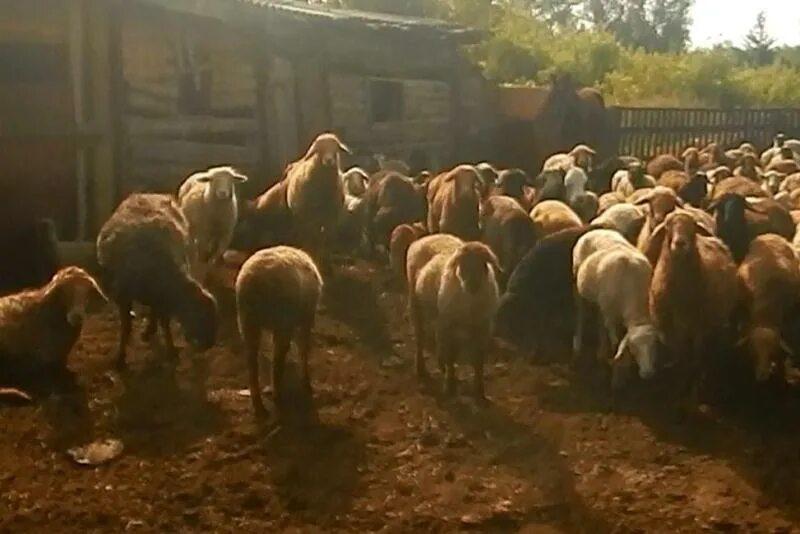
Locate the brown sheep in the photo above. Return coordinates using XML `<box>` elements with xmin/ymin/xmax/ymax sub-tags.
<box><xmin>236</xmin><ymin>246</ymin><xmax>323</xmax><ymax>419</ymax></box>
<box><xmin>710</xmin><ymin>175</ymin><xmax>767</xmax><ymax>201</ymax></box>
<box><xmin>542</xmin><ymin>144</ymin><xmax>597</xmax><ymax>172</ymax></box>
<box><xmin>0</xmin><ymin>267</ymin><xmax>106</xmax><ymax>390</ymax></box>
<box><xmin>237</xmin><ymin>179</ymin><xmax>296</xmax><ymax>252</ymax></box>
<box><xmin>389</xmin><ymin>223</ymin><xmax>428</xmax><ymax>286</ymax></box>
<box><xmin>96</xmin><ymin>194</ymin><xmax>218</xmax><ymax>369</ymax></box>
<box><xmin>646</xmin><ymin>154</ymin><xmax>683</xmax><ymax>181</ymax></box>
<box><xmin>494</xmin><ymin>168</ymin><xmax>534</xmax><ymax>211</ymax></box>
<box><xmin>646</xmin><ymin>212</ymin><xmax>738</xmax><ymax>408</ymax></box>
<box><xmin>427</xmin><ymin>165</ymin><xmax>483</xmax><ymax>241</ymax></box>
<box><xmin>633</xmin><ymin>186</ymin><xmax>684</xmax><ymax>251</ymax></box>
<box><xmin>407</xmin><ymin>235</ymin><xmax>500</xmax><ymax>399</ymax></box>
<box><xmin>480</xmin><ymin>196</ymin><xmax>536</xmax><ymax>280</ymax></box>
<box><xmin>364</xmin><ymin>171</ymin><xmax>427</xmax><ymax>256</ymax></box>
<box><xmin>285</xmin><ymin>133</ymin><xmax>351</xmax><ymax>267</ymax></box>
<box><xmin>735</xmin><ymin>234</ymin><xmax>800</xmax><ymax>383</ymax></box>
<box><xmin>766</xmin><ymin>147</ymin><xmax>800</xmax><ymax>175</ymax></box>
<box><xmin>529</xmin><ymin>200</ymin><xmax>583</xmax><ymax>241</ymax></box>
<box><xmin>779</xmin><ymin>172</ymin><xmax>800</xmax><ymax>194</ymax></box>
<box><xmin>733</xmin><ymin>153</ymin><xmax>761</xmax><ymax>182</ymax></box>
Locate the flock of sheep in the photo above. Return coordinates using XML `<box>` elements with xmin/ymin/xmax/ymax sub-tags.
<box><xmin>3</xmin><ymin>130</ymin><xmax>800</xmax><ymax>421</ymax></box>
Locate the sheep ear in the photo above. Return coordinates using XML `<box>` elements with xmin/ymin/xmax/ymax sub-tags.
<box><xmin>232</xmin><ymin>171</ymin><xmax>248</xmax><ymax>183</ymax></box>
<box><xmin>613</xmin><ymin>335</ymin><xmax>629</xmax><ymax>362</ymax></box>
<box><xmin>195</xmin><ymin>174</ymin><xmax>212</xmax><ymax>183</ymax></box>
<box><xmin>644</xmin><ymin>222</ymin><xmax>667</xmax><ymax>263</ymax></box>
<box><xmin>337</xmin><ymin>139</ymin><xmax>352</xmax><ymax>155</ymax></box>
<box><xmin>675</xmin><ymin>196</ymin><xmax>685</xmax><ymax>207</ymax></box>
<box><xmin>744</xmin><ymin>200</ymin><xmax>767</xmax><ymax>214</ymax></box>
<box><xmin>482</xmin><ymin>246</ymin><xmax>503</xmax><ymax>275</ymax></box>
<box><xmin>89</xmin><ymin>277</ymin><xmax>110</xmax><ymax>303</ymax></box>
<box><xmin>632</xmin><ymin>193</ymin><xmax>653</xmax><ymax>206</ymax></box>
<box><xmin>694</xmin><ymin>221</ymin><xmax>714</xmax><ymax>237</ymax></box>
<box><xmin>443</xmin><ymin>170</ymin><xmax>456</xmax><ymax>183</ymax></box>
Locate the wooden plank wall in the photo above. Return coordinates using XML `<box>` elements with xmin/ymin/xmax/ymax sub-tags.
<box><xmin>328</xmin><ymin>73</ymin><xmax>452</xmax><ymax>170</ymax></box>
<box><xmin>613</xmin><ymin>107</ymin><xmax>800</xmax><ymax>158</ymax></box>
<box><xmin>120</xmin><ymin>5</ymin><xmax>260</xmax><ymax>195</ymax></box>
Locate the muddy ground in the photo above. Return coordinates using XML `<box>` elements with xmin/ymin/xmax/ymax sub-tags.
<box><xmin>1</xmin><ymin>258</ymin><xmax>800</xmax><ymax>533</ymax></box>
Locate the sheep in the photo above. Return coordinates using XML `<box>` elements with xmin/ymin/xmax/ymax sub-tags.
<box><xmin>495</xmin><ymin>226</ymin><xmax>594</xmax><ymax>359</ymax></box>
<box><xmin>389</xmin><ymin>222</ymin><xmax>427</xmax><ymax>286</ymax></box>
<box><xmin>375</xmin><ymin>153</ymin><xmax>411</xmax><ymax>175</ymax></box>
<box><xmin>494</xmin><ymin>168</ymin><xmax>534</xmax><ymax>210</ymax></box>
<box><xmin>646</xmin><ymin>211</ymin><xmax>738</xmax><ymax>407</ymax></box>
<box><xmin>363</xmin><ymin>171</ymin><xmax>427</xmax><ymax>256</ymax></box>
<box><xmin>0</xmin><ymin>218</ymin><xmax>59</xmax><ymax>297</ymax></box>
<box><xmin>177</xmin><ymin>166</ymin><xmax>248</xmax><ymax>278</ymax></box>
<box><xmin>761</xmin><ymin>133</ymin><xmax>788</xmax><ymax>168</ymax></box>
<box><xmin>726</xmin><ymin>142</ymin><xmax>757</xmax><ymax>165</ymax></box>
<box><xmin>733</xmin><ymin>153</ymin><xmax>761</xmax><ymax>182</ymax></box>
<box><xmin>778</xmin><ymin>172</ymin><xmax>800</xmax><ymax>194</ymax></box>
<box><xmin>480</xmin><ymin>195</ymin><xmax>536</xmax><ymax>281</ymax></box>
<box><xmin>530</xmin><ymin>200</ymin><xmax>582</xmax><ymax>241</ymax></box>
<box><xmin>285</xmin><ymin>132</ymin><xmax>351</xmax><ymax>267</ymax></box>
<box><xmin>612</xmin><ymin>161</ymin><xmax>656</xmax><ymax>199</ymax></box>
<box><xmin>533</xmin><ymin>168</ymin><xmax>567</xmax><ymax>204</ymax></box>
<box><xmin>406</xmin><ymin>236</ymin><xmax>500</xmax><ymax>399</ymax></box>
<box><xmin>571</xmin><ymin>191</ymin><xmax>600</xmax><ymax>224</ymax></box>
<box><xmin>706</xmin><ymin>165</ymin><xmax>733</xmax><ymax>184</ymax></box>
<box><xmin>236</xmin><ymin>246</ymin><xmax>323</xmax><ymax>418</ymax></box>
<box><xmin>598</xmin><ymin>192</ymin><xmax>625</xmax><ymax>214</ymax></box>
<box><xmin>589</xmin><ymin>155</ymin><xmax>640</xmax><ymax>195</ymax></box>
<box><xmin>542</xmin><ymin>144</ymin><xmax>596</xmax><ymax>172</ymax></box>
<box><xmin>632</xmin><ymin>186</ymin><xmax>683</xmax><ymax>250</ymax></box>
<box><xmin>763</xmin><ymin>170</ymin><xmax>787</xmax><ymax>196</ymax></box>
<box><xmin>341</xmin><ymin>167</ymin><xmax>370</xmax><ymax>198</ymax></box>
<box><xmin>96</xmin><ymin>194</ymin><xmax>218</xmax><ymax>369</ymax></box>
<box><xmin>682</xmin><ymin>147</ymin><xmax>702</xmax><ymax>173</ymax></box>
<box><xmin>646</xmin><ymin>154</ymin><xmax>683</xmax><ymax>181</ymax></box>
<box><xmin>708</xmin><ymin>194</ymin><xmax>794</xmax><ymax>264</ymax></box>
<box><xmin>235</xmin><ymin>178</ymin><xmax>295</xmax><ymax>253</ymax></box>
<box><xmin>735</xmin><ymin>234</ymin><xmax>800</xmax><ymax>383</ymax></box>
<box><xmin>699</xmin><ymin>142</ymin><xmax>735</xmax><ymax>169</ymax></box>
<box><xmin>658</xmin><ymin>169</ymin><xmax>709</xmax><ymax>207</ymax></box>
<box><xmin>475</xmin><ymin>162</ymin><xmax>500</xmax><ymax>198</ymax></box>
<box><xmin>591</xmin><ymin>203</ymin><xmax>646</xmax><ymax>245</ymax></box>
<box><xmin>573</xmin><ymin>229</ymin><xmax>658</xmax><ymax>387</ymax></box>
<box><xmin>766</xmin><ymin>147</ymin><xmax>800</xmax><ymax>175</ymax></box>
<box><xmin>0</xmin><ymin>267</ymin><xmax>106</xmax><ymax>390</ymax></box>
<box><xmin>564</xmin><ymin>166</ymin><xmax>589</xmax><ymax>205</ymax></box>
<box><xmin>710</xmin><ymin>175</ymin><xmax>766</xmax><ymax>201</ymax></box>
<box><xmin>427</xmin><ymin>165</ymin><xmax>483</xmax><ymax>241</ymax></box>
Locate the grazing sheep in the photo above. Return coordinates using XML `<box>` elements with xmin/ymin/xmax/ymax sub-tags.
<box><xmin>389</xmin><ymin>222</ymin><xmax>427</xmax><ymax>286</ymax></box>
<box><xmin>363</xmin><ymin>171</ymin><xmax>427</xmax><ymax>256</ymax></box>
<box><xmin>646</xmin><ymin>212</ymin><xmax>738</xmax><ymax>406</ymax></box>
<box><xmin>427</xmin><ymin>165</ymin><xmax>483</xmax><ymax>241</ymax></box>
<box><xmin>542</xmin><ymin>144</ymin><xmax>596</xmax><ymax>172</ymax></box>
<box><xmin>592</xmin><ymin>203</ymin><xmax>646</xmax><ymax>245</ymax></box>
<box><xmin>533</xmin><ymin>168</ymin><xmax>567</xmax><ymax>204</ymax></box>
<box><xmin>573</xmin><ymin>229</ymin><xmax>658</xmax><ymax>387</ymax></box>
<box><xmin>407</xmin><ymin>236</ymin><xmax>500</xmax><ymax>399</ymax></box>
<box><xmin>612</xmin><ymin>162</ymin><xmax>656</xmax><ymax>199</ymax></box>
<box><xmin>480</xmin><ymin>196</ymin><xmax>536</xmax><ymax>280</ymax></box>
<box><xmin>341</xmin><ymin>167</ymin><xmax>370</xmax><ymax>198</ymax></box>
<box><xmin>0</xmin><ymin>218</ymin><xmax>59</xmax><ymax>297</ymax></box>
<box><xmin>736</xmin><ymin>234</ymin><xmax>800</xmax><ymax>383</ymax></box>
<box><xmin>177</xmin><ymin>166</ymin><xmax>248</xmax><ymax>277</ymax></box>
<box><xmin>0</xmin><ymin>267</ymin><xmax>106</xmax><ymax>389</ymax></box>
<box><xmin>236</xmin><ymin>246</ymin><xmax>323</xmax><ymax>418</ymax></box>
<box><xmin>647</xmin><ymin>154</ymin><xmax>683</xmax><ymax>181</ymax></box>
<box><xmin>285</xmin><ymin>132</ymin><xmax>351</xmax><ymax>266</ymax></box>
<box><xmin>495</xmin><ymin>226</ymin><xmax>594</xmax><ymax>358</ymax></box>
<box><xmin>96</xmin><ymin>194</ymin><xmax>218</xmax><ymax>369</ymax></box>
<box><xmin>530</xmin><ymin>200</ymin><xmax>582</xmax><ymax>241</ymax></box>
<box><xmin>495</xmin><ymin>168</ymin><xmax>533</xmax><ymax>210</ymax></box>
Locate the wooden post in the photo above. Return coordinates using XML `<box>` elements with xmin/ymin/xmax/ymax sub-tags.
<box><xmin>68</xmin><ymin>0</ymin><xmax>89</xmax><ymax>240</ymax></box>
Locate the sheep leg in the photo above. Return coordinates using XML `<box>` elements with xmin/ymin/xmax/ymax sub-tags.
<box><xmin>472</xmin><ymin>334</ymin><xmax>490</xmax><ymax>402</ymax></box>
<box><xmin>158</xmin><ymin>315</ymin><xmax>178</xmax><ymax>361</ymax></box>
<box><xmin>243</xmin><ymin>324</ymin><xmax>267</xmax><ymax>419</ymax></box>
<box><xmin>297</xmin><ymin>324</ymin><xmax>313</xmax><ymax>400</ymax></box>
<box><xmin>410</xmin><ymin>296</ymin><xmax>428</xmax><ymax>378</ymax></box>
<box><xmin>141</xmin><ymin>310</ymin><xmax>158</xmax><ymax>342</ymax></box>
<box><xmin>115</xmin><ymin>301</ymin><xmax>133</xmax><ymax>370</ymax></box>
<box><xmin>271</xmin><ymin>330</ymin><xmax>292</xmax><ymax>411</ymax></box>
<box><xmin>438</xmin><ymin>328</ymin><xmax>458</xmax><ymax>397</ymax></box>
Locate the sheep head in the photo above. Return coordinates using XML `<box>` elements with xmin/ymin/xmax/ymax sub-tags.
<box><xmin>569</xmin><ymin>144</ymin><xmax>596</xmax><ymax>171</ymax></box>
<box><xmin>763</xmin><ymin>170</ymin><xmax>786</xmax><ymax>195</ymax></box>
<box><xmin>195</xmin><ymin>166</ymin><xmax>248</xmax><ymax>201</ymax></box>
<box><xmin>681</xmin><ymin>147</ymin><xmax>700</xmax><ymax>170</ymax></box>
<box><xmin>342</xmin><ymin>167</ymin><xmax>370</xmax><ymax>197</ymax></box>
<box><xmin>444</xmin><ymin>165</ymin><xmax>485</xmax><ymax>201</ymax></box>
<box><xmin>612</xmin><ymin>323</ymin><xmax>658</xmax><ymax>387</ymax></box>
<box><xmin>740</xmin><ymin>142</ymin><xmax>756</xmax><ymax>154</ymax></box>
<box><xmin>175</xmin><ymin>279</ymin><xmax>218</xmax><ymax>351</ymax></box>
<box><xmin>496</xmin><ymin>168</ymin><xmax>531</xmax><ymax>199</ymax></box>
<box><xmin>48</xmin><ymin>266</ymin><xmax>108</xmax><ymax>327</ymax></box>
<box><xmin>450</xmin><ymin>242</ymin><xmax>501</xmax><ymax>295</ymax></box>
<box><xmin>647</xmin><ymin>211</ymin><xmax>712</xmax><ymax>262</ymax></box>
<box><xmin>739</xmin><ymin>326</ymin><xmax>793</xmax><ymax>382</ymax></box>
<box><xmin>775</xmin><ymin>133</ymin><xmax>786</xmax><ymax>148</ymax></box>
<box><xmin>304</xmin><ymin>133</ymin><xmax>352</xmax><ymax>169</ymax></box>
<box><xmin>633</xmin><ymin>186</ymin><xmax>683</xmax><ymax>226</ymax></box>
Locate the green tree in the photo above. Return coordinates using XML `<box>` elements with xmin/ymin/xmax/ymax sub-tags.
<box><xmin>743</xmin><ymin>11</ymin><xmax>776</xmax><ymax>66</ymax></box>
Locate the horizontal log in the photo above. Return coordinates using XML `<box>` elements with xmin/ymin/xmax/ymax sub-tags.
<box><xmin>127</xmin><ymin>116</ymin><xmax>258</xmax><ymax>138</ymax></box>
<box><xmin>130</xmin><ymin>138</ymin><xmax>257</xmax><ymax>166</ymax></box>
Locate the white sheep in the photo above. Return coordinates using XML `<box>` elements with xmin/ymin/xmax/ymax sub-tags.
<box><xmin>177</xmin><ymin>166</ymin><xmax>248</xmax><ymax>276</ymax></box>
<box><xmin>573</xmin><ymin>229</ymin><xmax>658</xmax><ymax>388</ymax></box>
<box><xmin>341</xmin><ymin>167</ymin><xmax>370</xmax><ymax>198</ymax></box>
<box><xmin>406</xmin><ymin>235</ymin><xmax>501</xmax><ymax>399</ymax></box>
<box><xmin>591</xmin><ymin>203</ymin><xmax>646</xmax><ymax>245</ymax></box>
<box><xmin>564</xmin><ymin>166</ymin><xmax>589</xmax><ymax>205</ymax></box>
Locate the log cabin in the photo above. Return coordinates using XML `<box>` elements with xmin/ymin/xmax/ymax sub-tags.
<box><xmin>0</xmin><ymin>0</ymin><xmax>491</xmax><ymax>242</ymax></box>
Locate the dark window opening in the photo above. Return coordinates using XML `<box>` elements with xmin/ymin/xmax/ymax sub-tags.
<box><xmin>370</xmin><ymin>79</ymin><xmax>404</xmax><ymax>123</ymax></box>
<box><xmin>0</xmin><ymin>43</ymin><xmax>66</xmax><ymax>83</ymax></box>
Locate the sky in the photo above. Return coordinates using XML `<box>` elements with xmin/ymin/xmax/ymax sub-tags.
<box><xmin>691</xmin><ymin>0</ymin><xmax>800</xmax><ymax>48</ymax></box>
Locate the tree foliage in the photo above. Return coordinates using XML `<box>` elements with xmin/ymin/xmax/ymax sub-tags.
<box><xmin>308</xmin><ymin>0</ymin><xmax>800</xmax><ymax>107</ymax></box>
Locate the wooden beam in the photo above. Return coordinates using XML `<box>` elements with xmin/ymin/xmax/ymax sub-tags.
<box><xmin>68</xmin><ymin>0</ymin><xmax>89</xmax><ymax>240</ymax></box>
<box><xmin>130</xmin><ymin>139</ymin><xmax>257</xmax><ymax>165</ymax></box>
<box><xmin>127</xmin><ymin>116</ymin><xmax>258</xmax><ymax>138</ymax></box>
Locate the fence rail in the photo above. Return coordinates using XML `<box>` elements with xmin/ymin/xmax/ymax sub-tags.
<box><xmin>610</xmin><ymin>107</ymin><xmax>800</xmax><ymax>158</ymax></box>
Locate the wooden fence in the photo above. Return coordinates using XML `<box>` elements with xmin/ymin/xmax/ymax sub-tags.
<box><xmin>610</xmin><ymin>107</ymin><xmax>800</xmax><ymax>159</ymax></box>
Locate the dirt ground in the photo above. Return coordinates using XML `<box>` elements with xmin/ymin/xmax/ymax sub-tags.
<box><xmin>2</xmin><ymin>258</ymin><xmax>800</xmax><ymax>533</ymax></box>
